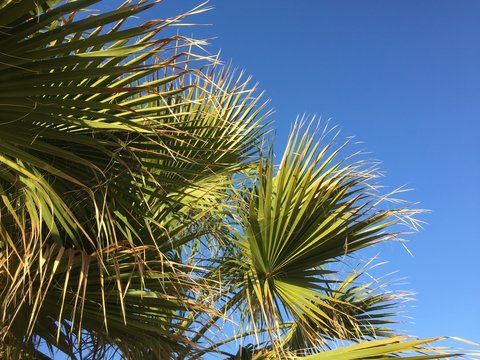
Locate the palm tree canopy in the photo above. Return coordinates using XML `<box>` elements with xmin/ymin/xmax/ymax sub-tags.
<box><xmin>0</xmin><ymin>1</ymin><xmax>470</xmax><ymax>359</ymax></box>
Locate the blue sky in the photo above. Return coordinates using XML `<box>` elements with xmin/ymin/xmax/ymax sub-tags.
<box><xmin>155</xmin><ymin>0</ymin><xmax>480</xmax><ymax>348</ymax></box>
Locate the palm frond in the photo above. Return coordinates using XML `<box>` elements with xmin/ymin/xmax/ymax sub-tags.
<box><xmin>283</xmin><ymin>266</ymin><xmax>404</xmax><ymax>353</ymax></box>
<box><xmin>0</xmin><ymin>1</ymin><xmax>267</xmax><ymax>357</ymax></box>
<box><xmin>301</xmin><ymin>336</ymin><xmax>461</xmax><ymax>360</ymax></box>
<box><xmin>229</xmin><ymin>119</ymin><xmax>423</xmax><ymax>349</ymax></box>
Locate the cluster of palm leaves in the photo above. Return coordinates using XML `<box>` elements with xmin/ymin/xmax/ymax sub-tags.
<box><xmin>0</xmin><ymin>0</ymin><xmax>465</xmax><ymax>359</ymax></box>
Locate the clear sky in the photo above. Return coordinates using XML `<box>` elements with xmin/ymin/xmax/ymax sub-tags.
<box><xmin>156</xmin><ymin>0</ymin><xmax>480</xmax><ymax>348</ymax></box>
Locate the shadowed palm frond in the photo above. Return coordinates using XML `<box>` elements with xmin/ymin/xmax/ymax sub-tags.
<box><xmin>0</xmin><ymin>1</ymin><xmax>267</xmax><ymax>357</ymax></box>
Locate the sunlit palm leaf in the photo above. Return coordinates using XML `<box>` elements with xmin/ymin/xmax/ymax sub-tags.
<box><xmin>284</xmin><ymin>266</ymin><xmax>403</xmax><ymax>353</ymax></box>
<box><xmin>241</xmin><ymin>336</ymin><xmax>461</xmax><ymax>359</ymax></box>
<box><xmin>301</xmin><ymin>336</ymin><xmax>461</xmax><ymax>360</ymax></box>
<box><xmin>229</xmin><ymin>120</ymin><xmax>422</xmax><ymax>349</ymax></box>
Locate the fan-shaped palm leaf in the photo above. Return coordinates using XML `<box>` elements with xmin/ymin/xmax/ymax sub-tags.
<box><xmin>225</xmin><ymin>121</ymin><xmax>426</xmax><ymax>354</ymax></box>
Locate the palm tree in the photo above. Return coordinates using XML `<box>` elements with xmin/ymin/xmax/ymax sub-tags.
<box><xmin>0</xmin><ymin>1</ymin><xmax>464</xmax><ymax>359</ymax></box>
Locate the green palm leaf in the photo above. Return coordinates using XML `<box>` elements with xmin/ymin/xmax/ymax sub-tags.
<box><xmin>229</xmin><ymin>120</ymin><xmax>423</xmax><ymax>347</ymax></box>
<box><xmin>302</xmin><ymin>336</ymin><xmax>460</xmax><ymax>360</ymax></box>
